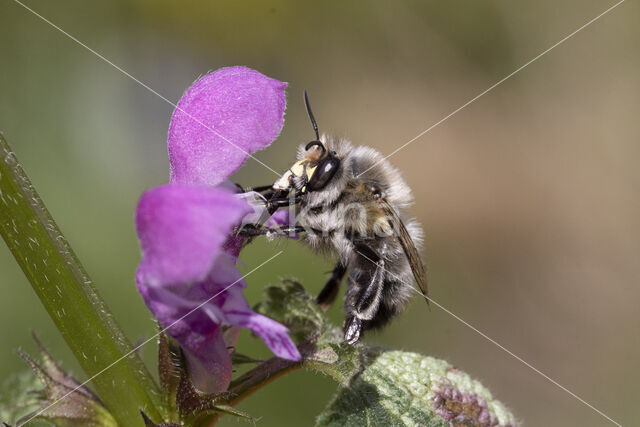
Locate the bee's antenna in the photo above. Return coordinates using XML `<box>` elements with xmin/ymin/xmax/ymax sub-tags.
<box><xmin>304</xmin><ymin>90</ymin><xmax>320</xmax><ymax>141</ymax></box>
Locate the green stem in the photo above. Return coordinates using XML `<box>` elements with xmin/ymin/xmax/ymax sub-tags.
<box><xmin>209</xmin><ymin>343</ymin><xmax>352</xmax><ymax>425</ymax></box>
<box><xmin>0</xmin><ymin>134</ymin><xmax>162</xmax><ymax>425</ymax></box>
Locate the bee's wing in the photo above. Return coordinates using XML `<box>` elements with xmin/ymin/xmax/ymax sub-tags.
<box><xmin>377</xmin><ymin>198</ymin><xmax>429</xmax><ymax>304</ymax></box>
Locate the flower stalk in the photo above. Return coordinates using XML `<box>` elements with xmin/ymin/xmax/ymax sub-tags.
<box><xmin>0</xmin><ymin>134</ymin><xmax>162</xmax><ymax>425</ymax></box>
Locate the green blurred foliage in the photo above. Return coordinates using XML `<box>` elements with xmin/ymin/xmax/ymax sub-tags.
<box><xmin>1</xmin><ymin>1</ymin><xmax>639</xmax><ymax>425</ymax></box>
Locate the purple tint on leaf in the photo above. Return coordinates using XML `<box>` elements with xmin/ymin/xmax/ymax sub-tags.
<box><xmin>136</xmin><ymin>184</ymin><xmax>251</xmax><ymax>288</ymax></box>
<box><xmin>432</xmin><ymin>382</ymin><xmax>501</xmax><ymax>426</ymax></box>
<box><xmin>168</xmin><ymin>66</ymin><xmax>287</xmax><ymax>186</ymax></box>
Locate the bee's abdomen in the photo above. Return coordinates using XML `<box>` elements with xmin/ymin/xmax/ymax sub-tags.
<box><xmin>344</xmin><ymin>238</ymin><xmax>415</xmax><ymax>331</ymax></box>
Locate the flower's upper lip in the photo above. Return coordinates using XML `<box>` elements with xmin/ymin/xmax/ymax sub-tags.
<box><xmin>168</xmin><ymin>65</ymin><xmax>287</xmax><ymax>187</ymax></box>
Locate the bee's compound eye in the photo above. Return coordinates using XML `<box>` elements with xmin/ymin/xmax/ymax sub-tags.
<box><xmin>307</xmin><ymin>156</ymin><xmax>340</xmax><ymax>191</ymax></box>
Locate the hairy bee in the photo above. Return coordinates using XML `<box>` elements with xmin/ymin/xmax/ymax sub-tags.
<box><xmin>239</xmin><ymin>92</ymin><xmax>427</xmax><ymax>344</ymax></box>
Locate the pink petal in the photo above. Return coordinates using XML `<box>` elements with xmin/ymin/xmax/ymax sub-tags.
<box><xmin>226</xmin><ymin>310</ymin><xmax>301</xmax><ymax>361</ymax></box>
<box><xmin>136</xmin><ymin>184</ymin><xmax>252</xmax><ymax>287</ymax></box>
<box><xmin>221</xmin><ymin>286</ymin><xmax>301</xmax><ymax>361</ymax></box>
<box><xmin>270</xmin><ymin>209</ymin><xmax>293</xmax><ymax>227</ymax></box>
<box><xmin>168</xmin><ymin>66</ymin><xmax>287</xmax><ymax>186</ymax></box>
<box><xmin>181</xmin><ymin>327</ymin><xmax>233</xmax><ymax>393</ymax></box>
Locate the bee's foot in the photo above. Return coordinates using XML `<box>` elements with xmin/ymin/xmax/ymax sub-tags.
<box><xmin>343</xmin><ymin>316</ymin><xmax>362</xmax><ymax>345</ymax></box>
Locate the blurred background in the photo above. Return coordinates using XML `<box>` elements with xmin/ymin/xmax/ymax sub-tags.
<box><xmin>1</xmin><ymin>0</ymin><xmax>639</xmax><ymax>425</ymax></box>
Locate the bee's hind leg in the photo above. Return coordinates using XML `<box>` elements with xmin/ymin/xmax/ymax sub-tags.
<box><xmin>317</xmin><ymin>262</ymin><xmax>347</xmax><ymax>312</ymax></box>
<box><xmin>343</xmin><ymin>243</ymin><xmax>387</xmax><ymax>344</ymax></box>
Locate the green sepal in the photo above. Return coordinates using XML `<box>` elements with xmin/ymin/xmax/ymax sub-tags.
<box><xmin>155</xmin><ymin>331</ymin><xmax>256</xmax><ymax>425</ymax></box>
<box><xmin>254</xmin><ymin>279</ymin><xmax>328</xmax><ymax>343</ymax></box>
<box><xmin>11</xmin><ymin>336</ymin><xmax>118</xmax><ymax>427</ymax></box>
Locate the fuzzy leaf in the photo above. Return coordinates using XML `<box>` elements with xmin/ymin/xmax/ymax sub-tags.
<box><xmin>253</xmin><ymin>279</ymin><xmax>333</xmax><ymax>344</ymax></box>
<box><xmin>10</xmin><ymin>341</ymin><xmax>118</xmax><ymax>427</ymax></box>
<box><xmin>231</xmin><ymin>280</ymin><xmax>517</xmax><ymax>426</ymax></box>
<box><xmin>0</xmin><ymin>371</ymin><xmax>47</xmax><ymax>426</ymax></box>
<box><xmin>316</xmin><ymin>351</ymin><xmax>518</xmax><ymax>426</ymax></box>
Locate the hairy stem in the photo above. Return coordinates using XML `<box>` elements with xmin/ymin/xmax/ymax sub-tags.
<box><xmin>208</xmin><ymin>342</ymin><xmax>351</xmax><ymax>425</ymax></box>
<box><xmin>0</xmin><ymin>134</ymin><xmax>162</xmax><ymax>425</ymax></box>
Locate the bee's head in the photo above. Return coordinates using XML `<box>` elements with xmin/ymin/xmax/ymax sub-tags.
<box><xmin>272</xmin><ymin>91</ymin><xmax>341</xmax><ymax>193</ymax></box>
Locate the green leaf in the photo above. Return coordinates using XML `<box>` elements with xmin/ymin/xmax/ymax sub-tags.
<box><xmin>251</xmin><ymin>279</ymin><xmax>367</xmax><ymax>384</ymax></box>
<box><xmin>254</xmin><ymin>279</ymin><xmax>329</xmax><ymax>343</ymax></box>
<box><xmin>237</xmin><ymin>279</ymin><xmax>517</xmax><ymax>426</ymax></box>
<box><xmin>0</xmin><ymin>370</ymin><xmax>47</xmax><ymax>426</ymax></box>
<box><xmin>15</xmin><ymin>344</ymin><xmax>118</xmax><ymax>427</ymax></box>
<box><xmin>316</xmin><ymin>350</ymin><xmax>518</xmax><ymax>426</ymax></box>
<box><xmin>0</xmin><ymin>134</ymin><xmax>162</xmax><ymax>425</ymax></box>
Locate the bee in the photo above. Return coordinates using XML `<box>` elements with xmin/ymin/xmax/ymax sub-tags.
<box><xmin>238</xmin><ymin>92</ymin><xmax>427</xmax><ymax>344</ymax></box>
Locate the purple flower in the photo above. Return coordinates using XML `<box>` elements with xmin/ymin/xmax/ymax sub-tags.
<box><xmin>135</xmin><ymin>66</ymin><xmax>300</xmax><ymax>393</ymax></box>
<box><xmin>168</xmin><ymin>66</ymin><xmax>286</xmax><ymax>187</ymax></box>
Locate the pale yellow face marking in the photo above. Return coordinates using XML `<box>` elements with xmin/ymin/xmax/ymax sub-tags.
<box><xmin>291</xmin><ymin>159</ymin><xmax>317</xmax><ymax>193</ymax></box>
<box><xmin>273</xmin><ymin>159</ymin><xmax>318</xmax><ymax>192</ymax></box>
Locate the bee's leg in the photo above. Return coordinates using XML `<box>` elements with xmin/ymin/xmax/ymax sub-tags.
<box><xmin>235</xmin><ymin>184</ymin><xmax>273</xmax><ymax>193</ymax></box>
<box><xmin>236</xmin><ymin>225</ymin><xmax>306</xmax><ymax>238</ymax></box>
<box><xmin>234</xmin><ymin>184</ymin><xmax>272</xmax><ymax>199</ymax></box>
<box><xmin>316</xmin><ymin>263</ymin><xmax>347</xmax><ymax>312</ymax></box>
<box><xmin>246</xmin><ymin>184</ymin><xmax>274</xmax><ymax>193</ymax></box>
<box><xmin>266</xmin><ymin>195</ymin><xmax>301</xmax><ymax>209</ymax></box>
<box><xmin>343</xmin><ymin>243</ymin><xmax>387</xmax><ymax>344</ymax></box>
<box><xmin>235</xmin><ymin>192</ymin><xmax>302</xmax><ymax>235</ymax></box>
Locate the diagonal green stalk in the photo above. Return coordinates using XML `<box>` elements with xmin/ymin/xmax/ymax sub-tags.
<box><xmin>0</xmin><ymin>134</ymin><xmax>162</xmax><ymax>425</ymax></box>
